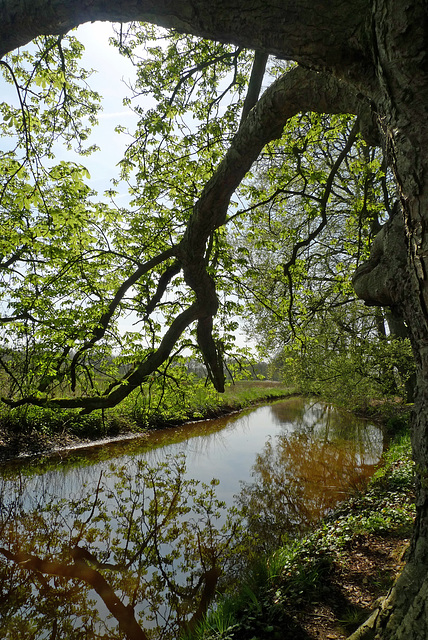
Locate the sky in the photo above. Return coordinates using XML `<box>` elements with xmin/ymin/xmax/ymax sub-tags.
<box><xmin>0</xmin><ymin>21</ymin><xmax>142</xmax><ymax>196</ymax></box>
<box><xmin>72</xmin><ymin>21</ymin><xmax>254</xmax><ymax>351</ymax></box>
<box><xmin>55</xmin><ymin>21</ymin><xmax>141</xmax><ymax>198</ymax></box>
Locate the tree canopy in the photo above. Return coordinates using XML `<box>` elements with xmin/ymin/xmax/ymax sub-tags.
<box><xmin>0</xmin><ymin>26</ymin><xmax>379</xmax><ymax>412</ymax></box>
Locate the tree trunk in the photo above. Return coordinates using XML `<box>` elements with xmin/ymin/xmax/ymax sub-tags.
<box><xmin>0</xmin><ymin>0</ymin><xmax>370</xmax><ymax>66</ymax></box>
<box><xmin>385</xmin><ymin>310</ymin><xmax>416</xmax><ymax>403</ymax></box>
<box><xmin>350</xmin><ymin>2</ymin><xmax>428</xmax><ymax>638</ymax></box>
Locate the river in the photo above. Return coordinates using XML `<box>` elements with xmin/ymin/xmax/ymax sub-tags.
<box><xmin>0</xmin><ymin>397</ymin><xmax>383</xmax><ymax>639</ymax></box>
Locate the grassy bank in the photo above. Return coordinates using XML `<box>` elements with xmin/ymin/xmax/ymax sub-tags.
<box><xmin>0</xmin><ymin>379</ymin><xmax>292</xmax><ymax>460</ymax></box>
<box><xmin>190</xmin><ymin>417</ymin><xmax>415</xmax><ymax>640</ymax></box>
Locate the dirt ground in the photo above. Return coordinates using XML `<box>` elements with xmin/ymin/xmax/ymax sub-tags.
<box><xmin>0</xmin><ymin>425</ymin><xmax>89</xmax><ymax>461</ymax></box>
<box><xmin>289</xmin><ymin>534</ymin><xmax>409</xmax><ymax>639</ymax></box>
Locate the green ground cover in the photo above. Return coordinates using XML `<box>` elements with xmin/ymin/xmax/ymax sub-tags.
<box><xmin>0</xmin><ymin>378</ymin><xmax>292</xmax><ymax>447</ymax></box>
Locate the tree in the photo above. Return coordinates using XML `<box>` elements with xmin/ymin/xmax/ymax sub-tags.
<box><xmin>231</xmin><ymin>110</ymin><xmax>414</xmax><ymax>404</ymax></box>
<box><xmin>0</xmin><ymin>31</ymin><xmax>257</xmax><ymax>409</ymax></box>
<box><xmin>238</xmin><ymin>402</ymin><xmax>381</xmax><ymax>552</ymax></box>
<box><xmin>1</xmin><ymin>1</ymin><xmax>428</xmax><ymax>637</ymax></box>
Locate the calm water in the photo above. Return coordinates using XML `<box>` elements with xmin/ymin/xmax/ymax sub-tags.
<box><xmin>0</xmin><ymin>398</ymin><xmax>383</xmax><ymax>639</ymax></box>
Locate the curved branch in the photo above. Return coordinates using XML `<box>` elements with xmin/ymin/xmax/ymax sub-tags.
<box><xmin>1</xmin><ymin>66</ymin><xmax>374</xmax><ymax>410</ymax></box>
<box><xmin>2</xmin><ymin>302</ymin><xmax>201</xmax><ymax>411</ymax></box>
<box><xmin>277</xmin><ymin>120</ymin><xmax>359</xmax><ymax>333</ymax></box>
<box><xmin>144</xmin><ymin>260</ymin><xmax>181</xmax><ymax>319</ymax></box>
<box><xmin>0</xmin><ymin>0</ymin><xmax>370</xmax><ymax>81</ymax></box>
<box><xmin>69</xmin><ymin>247</ymin><xmax>176</xmax><ymax>391</ymax></box>
<box><xmin>180</xmin><ymin>66</ymin><xmax>374</xmax><ymax>257</ymax></box>
<box><xmin>169</xmin><ymin>48</ymin><xmax>242</xmax><ymax>107</ymax></box>
<box><xmin>0</xmin><ymin>60</ymin><xmax>30</xmax><ymax>154</ymax></box>
<box><xmin>176</xmin><ymin>68</ymin><xmax>373</xmax><ymax>378</ymax></box>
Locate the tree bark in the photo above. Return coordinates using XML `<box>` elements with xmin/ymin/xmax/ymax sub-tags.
<box><xmin>350</xmin><ymin>1</ymin><xmax>428</xmax><ymax>637</ymax></box>
<box><xmin>0</xmin><ymin>0</ymin><xmax>370</xmax><ymax>72</ymax></box>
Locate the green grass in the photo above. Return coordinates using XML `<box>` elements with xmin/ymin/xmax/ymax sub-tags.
<box><xmin>0</xmin><ymin>378</ymin><xmax>293</xmax><ymax>442</ymax></box>
<box><xmin>221</xmin><ymin>381</ymin><xmax>289</xmax><ymax>405</ymax></box>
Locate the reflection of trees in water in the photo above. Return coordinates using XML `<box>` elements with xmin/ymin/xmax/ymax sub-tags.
<box><xmin>0</xmin><ymin>455</ymin><xmax>242</xmax><ymax>639</ymax></box>
<box><xmin>237</xmin><ymin>425</ymin><xmax>381</xmax><ymax>553</ymax></box>
<box><xmin>271</xmin><ymin>399</ymin><xmax>378</xmax><ymax>435</ymax></box>
<box><xmin>268</xmin><ymin>396</ymin><xmax>309</xmax><ymax>427</ymax></box>
<box><xmin>0</xmin><ymin>399</ymin><xmax>384</xmax><ymax>637</ymax></box>
<box><xmin>270</xmin><ymin>400</ymin><xmax>384</xmax><ymax>463</ymax></box>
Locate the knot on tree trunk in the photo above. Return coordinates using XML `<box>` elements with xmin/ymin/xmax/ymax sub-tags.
<box><xmin>352</xmin><ymin>211</ymin><xmax>408</xmax><ymax>308</ymax></box>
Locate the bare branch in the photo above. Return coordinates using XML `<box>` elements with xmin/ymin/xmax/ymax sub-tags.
<box><xmin>239</xmin><ymin>50</ymin><xmax>268</xmax><ymax>127</ymax></box>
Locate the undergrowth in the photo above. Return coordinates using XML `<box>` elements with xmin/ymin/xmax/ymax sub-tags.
<box><xmin>0</xmin><ymin>379</ymin><xmax>292</xmax><ymax>441</ymax></box>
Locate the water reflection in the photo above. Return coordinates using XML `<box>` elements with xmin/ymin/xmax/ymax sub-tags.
<box><xmin>0</xmin><ymin>455</ymin><xmax>240</xmax><ymax>639</ymax></box>
<box><xmin>238</xmin><ymin>421</ymin><xmax>380</xmax><ymax>551</ymax></box>
<box><xmin>0</xmin><ymin>398</ymin><xmax>384</xmax><ymax>638</ymax></box>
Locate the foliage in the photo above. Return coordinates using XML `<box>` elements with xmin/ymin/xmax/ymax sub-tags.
<box><xmin>278</xmin><ymin>328</ymin><xmax>415</xmax><ymax>408</ymax></box>
<box><xmin>0</xmin><ymin>25</ymin><xmax>415</xmax><ymax>420</ymax></box>
<box><xmin>0</xmin><ymin>27</ymin><xmax>261</xmax><ymax>413</ymax></box>
<box><xmin>228</xmin><ymin>109</ymin><xmax>414</xmax><ymax>406</ymax></box>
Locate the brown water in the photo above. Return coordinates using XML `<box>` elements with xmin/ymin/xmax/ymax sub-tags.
<box><xmin>0</xmin><ymin>397</ymin><xmax>383</xmax><ymax>639</ymax></box>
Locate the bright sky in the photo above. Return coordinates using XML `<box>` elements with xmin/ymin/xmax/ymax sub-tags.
<box><xmin>61</xmin><ymin>21</ymin><xmax>141</xmax><ymax>198</ymax></box>
<box><xmin>0</xmin><ymin>21</ymin><xmax>141</xmax><ymax>196</ymax></box>
<box><xmin>72</xmin><ymin>22</ymin><xmax>253</xmax><ymax>351</ymax></box>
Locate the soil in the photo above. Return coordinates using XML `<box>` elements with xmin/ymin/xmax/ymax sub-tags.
<box><xmin>287</xmin><ymin>533</ymin><xmax>409</xmax><ymax>639</ymax></box>
<box><xmin>0</xmin><ymin>425</ymin><xmax>135</xmax><ymax>462</ymax></box>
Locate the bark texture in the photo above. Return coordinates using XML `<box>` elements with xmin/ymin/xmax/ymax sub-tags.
<box><xmin>352</xmin><ymin>213</ymin><xmax>408</xmax><ymax>308</ymax></box>
<box><xmin>1</xmin><ymin>1</ymin><xmax>428</xmax><ymax>638</ymax></box>
<box><xmin>0</xmin><ymin>0</ymin><xmax>370</xmax><ymax>73</ymax></box>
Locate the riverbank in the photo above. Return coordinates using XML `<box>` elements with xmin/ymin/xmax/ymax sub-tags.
<box><xmin>193</xmin><ymin>420</ymin><xmax>414</xmax><ymax>640</ymax></box>
<box><xmin>0</xmin><ymin>380</ymin><xmax>292</xmax><ymax>462</ymax></box>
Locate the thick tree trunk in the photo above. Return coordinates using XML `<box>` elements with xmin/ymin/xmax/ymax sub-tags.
<box><xmin>0</xmin><ymin>0</ymin><xmax>370</xmax><ymax>68</ymax></box>
<box><xmin>350</xmin><ymin>2</ymin><xmax>428</xmax><ymax>638</ymax></box>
